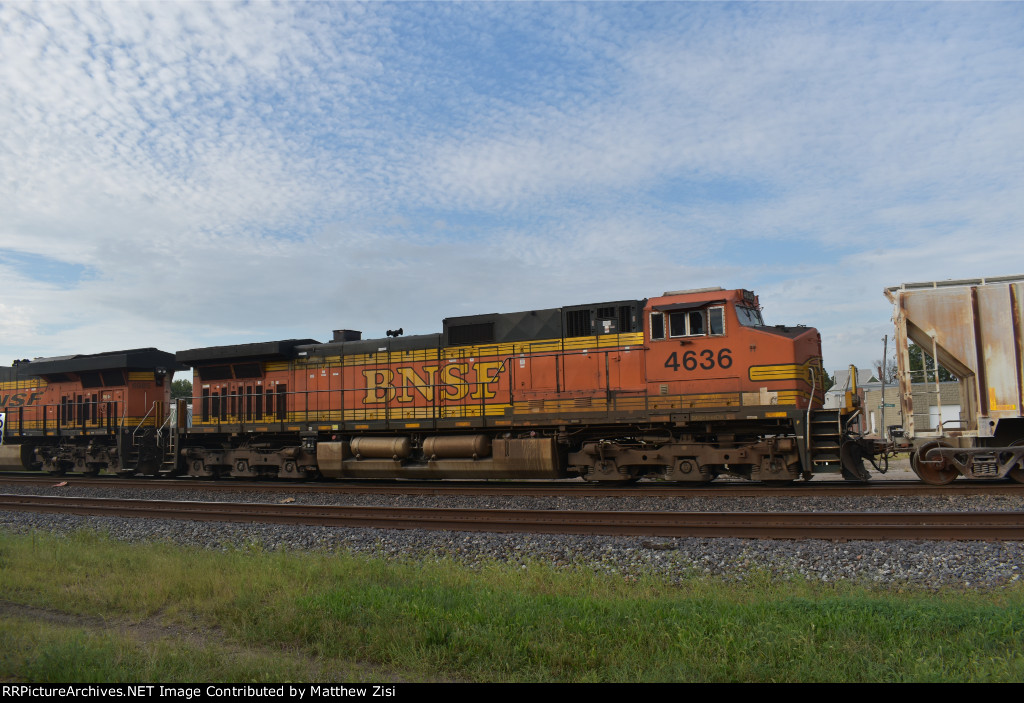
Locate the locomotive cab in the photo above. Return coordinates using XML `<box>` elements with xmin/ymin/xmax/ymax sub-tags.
<box><xmin>567</xmin><ymin>286</ymin><xmax>832</xmax><ymax>484</ymax></box>
<box><xmin>644</xmin><ymin>288</ymin><xmax>824</xmax><ymax>410</ymax></box>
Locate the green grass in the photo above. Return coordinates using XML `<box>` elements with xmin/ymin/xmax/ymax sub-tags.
<box><xmin>0</xmin><ymin>616</ymin><xmax>316</xmax><ymax>683</ymax></box>
<box><xmin>1</xmin><ymin>528</ymin><xmax>1022</xmax><ymax>682</ymax></box>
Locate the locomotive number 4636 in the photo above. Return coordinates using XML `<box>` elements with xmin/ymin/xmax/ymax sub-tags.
<box><xmin>664</xmin><ymin>349</ymin><xmax>733</xmax><ymax>372</ymax></box>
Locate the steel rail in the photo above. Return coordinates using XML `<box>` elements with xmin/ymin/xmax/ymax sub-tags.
<box><xmin>2</xmin><ymin>493</ymin><xmax>1023</xmax><ymax>540</ymax></box>
<box><xmin>1</xmin><ymin>474</ymin><xmax>1023</xmax><ymax>498</ymax></box>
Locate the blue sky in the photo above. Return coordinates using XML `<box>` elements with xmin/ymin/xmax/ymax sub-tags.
<box><xmin>1</xmin><ymin>1</ymin><xmax>1022</xmax><ymax>376</ymax></box>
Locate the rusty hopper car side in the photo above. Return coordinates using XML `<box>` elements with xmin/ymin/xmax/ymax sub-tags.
<box><xmin>172</xmin><ymin>287</ymin><xmax>865</xmax><ymax>483</ymax></box>
<box><xmin>885</xmin><ymin>276</ymin><xmax>1024</xmax><ymax>484</ymax></box>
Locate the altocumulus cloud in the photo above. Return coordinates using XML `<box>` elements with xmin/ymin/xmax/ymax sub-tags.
<box><xmin>0</xmin><ymin>1</ymin><xmax>1022</xmax><ymax>370</ymax></box>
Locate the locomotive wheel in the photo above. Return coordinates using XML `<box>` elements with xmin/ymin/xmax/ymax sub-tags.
<box><xmin>46</xmin><ymin>459</ymin><xmax>71</xmax><ymax>476</ymax></box>
<box><xmin>582</xmin><ymin>475</ymin><xmax>641</xmax><ymax>485</ymax></box>
<box><xmin>911</xmin><ymin>441</ymin><xmax>958</xmax><ymax>485</ymax></box>
<box><xmin>1005</xmin><ymin>439</ymin><xmax>1024</xmax><ymax>484</ymax></box>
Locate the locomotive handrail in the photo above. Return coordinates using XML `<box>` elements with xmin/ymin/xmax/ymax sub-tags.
<box><xmin>845</xmin><ymin>408</ymin><xmax>861</xmax><ymax>431</ymax></box>
<box><xmin>805</xmin><ymin>365</ymin><xmax>817</xmax><ymax>452</ymax></box>
<box><xmin>185</xmin><ymin>347</ymin><xmax>708</xmax><ymax>430</ymax></box>
<box><xmin>181</xmin><ymin>335</ymin><xmax>800</xmax><ymax>436</ymax></box>
<box><xmin>155</xmin><ymin>411</ymin><xmax>174</xmax><ymax>448</ymax></box>
<box><xmin>131</xmin><ymin>401</ymin><xmax>158</xmax><ymax>443</ymax></box>
<box><xmin>494</xmin><ymin>356</ymin><xmax>512</xmax><ymax>408</ymax></box>
<box><xmin>187</xmin><ymin>337</ymin><xmax>656</xmax><ymax>429</ymax></box>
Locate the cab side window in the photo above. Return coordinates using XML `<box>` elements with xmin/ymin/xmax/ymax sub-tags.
<box><xmin>669</xmin><ymin>310</ymin><xmax>705</xmax><ymax>337</ymax></box>
<box><xmin>650</xmin><ymin>312</ymin><xmax>666</xmax><ymax>340</ymax></box>
<box><xmin>687</xmin><ymin>311</ymin><xmax>705</xmax><ymax>335</ymax></box>
<box><xmin>709</xmin><ymin>306</ymin><xmax>725</xmax><ymax>336</ymax></box>
<box><xmin>669</xmin><ymin>312</ymin><xmax>688</xmax><ymax>337</ymax></box>
<box><xmin>654</xmin><ymin>305</ymin><xmax>726</xmax><ymax>339</ymax></box>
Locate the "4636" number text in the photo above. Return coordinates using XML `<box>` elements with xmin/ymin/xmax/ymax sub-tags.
<box><xmin>664</xmin><ymin>348</ymin><xmax>732</xmax><ymax>372</ymax></box>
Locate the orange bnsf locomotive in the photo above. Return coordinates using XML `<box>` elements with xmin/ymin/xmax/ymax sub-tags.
<box><xmin>1</xmin><ymin>287</ymin><xmax>871</xmax><ymax>483</ymax></box>
<box><xmin>174</xmin><ymin>286</ymin><xmax>863</xmax><ymax>483</ymax></box>
<box><xmin>0</xmin><ymin>349</ymin><xmax>181</xmax><ymax>474</ymax></box>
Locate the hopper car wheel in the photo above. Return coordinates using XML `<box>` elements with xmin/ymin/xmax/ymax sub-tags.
<box><xmin>1005</xmin><ymin>439</ymin><xmax>1024</xmax><ymax>484</ymax></box>
<box><xmin>911</xmin><ymin>441</ymin><xmax>958</xmax><ymax>485</ymax></box>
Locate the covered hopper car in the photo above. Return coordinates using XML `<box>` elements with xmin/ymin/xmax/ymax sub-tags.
<box><xmin>886</xmin><ymin>275</ymin><xmax>1024</xmax><ymax>484</ymax></box>
<box><xmin>1</xmin><ymin>286</ymin><xmax>875</xmax><ymax>483</ymax></box>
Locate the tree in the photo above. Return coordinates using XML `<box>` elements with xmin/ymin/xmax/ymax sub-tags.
<box><xmin>819</xmin><ymin>366</ymin><xmax>834</xmax><ymax>391</ymax></box>
<box><xmin>872</xmin><ymin>351</ymin><xmax>898</xmax><ymax>384</ymax></box>
<box><xmin>908</xmin><ymin>343</ymin><xmax>956</xmax><ymax>382</ymax></box>
<box><xmin>171</xmin><ymin>378</ymin><xmax>193</xmax><ymax>399</ymax></box>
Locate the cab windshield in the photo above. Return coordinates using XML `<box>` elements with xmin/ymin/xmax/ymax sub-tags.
<box><xmin>736</xmin><ymin>305</ymin><xmax>764</xmax><ymax>326</ymax></box>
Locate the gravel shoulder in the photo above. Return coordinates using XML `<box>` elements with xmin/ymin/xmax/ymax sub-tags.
<box><xmin>2</xmin><ymin>466</ymin><xmax>1023</xmax><ymax>591</ymax></box>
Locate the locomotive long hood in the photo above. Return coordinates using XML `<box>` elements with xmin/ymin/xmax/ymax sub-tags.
<box><xmin>27</xmin><ymin>348</ymin><xmax>183</xmax><ymax>375</ymax></box>
<box><xmin>176</xmin><ymin>339</ymin><xmax>320</xmax><ymax>366</ymax></box>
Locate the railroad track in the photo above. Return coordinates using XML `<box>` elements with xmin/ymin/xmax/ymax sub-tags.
<box><xmin>2</xmin><ymin>493</ymin><xmax>1022</xmax><ymax>540</ymax></box>
<box><xmin>1</xmin><ymin>474</ymin><xmax>1023</xmax><ymax>498</ymax></box>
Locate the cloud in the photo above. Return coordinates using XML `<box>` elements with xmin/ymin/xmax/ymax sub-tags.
<box><xmin>0</xmin><ymin>1</ymin><xmax>1022</xmax><ymax>373</ymax></box>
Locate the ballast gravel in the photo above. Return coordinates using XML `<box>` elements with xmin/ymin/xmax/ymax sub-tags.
<box><xmin>1</xmin><ymin>483</ymin><xmax>1022</xmax><ymax>590</ymax></box>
